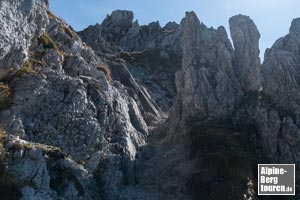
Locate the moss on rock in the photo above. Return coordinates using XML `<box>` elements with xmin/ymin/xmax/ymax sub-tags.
<box><xmin>0</xmin><ymin>83</ymin><xmax>12</xmax><ymax>109</ymax></box>
<box><xmin>15</xmin><ymin>60</ymin><xmax>37</xmax><ymax>77</ymax></box>
<box><xmin>0</xmin><ymin>128</ymin><xmax>22</xmax><ymax>200</ymax></box>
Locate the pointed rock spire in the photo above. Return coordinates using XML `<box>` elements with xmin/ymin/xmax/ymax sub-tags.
<box><xmin>229</xmin><ymin>14</ymin><xmax>261</xmax><ymax>92</ymax></box>
<box><xmin>180</xmin><ymin>11</ymin><xmax>202</xmax><ymax>70</ymax></box>
<box><xmin>289</xmin><ymin>18</ymin><xmax>300</xmax><ymax>34</ymax></box>
<box><xmin>101</xmin><ymin>10</ymin><xmax>134</xmax><ymax>42</ymax></box>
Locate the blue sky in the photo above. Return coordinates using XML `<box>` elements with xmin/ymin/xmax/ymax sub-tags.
<box><xmin>50</xmin><ymin>0</ymin><xmax>300</xmax><ymax>58</ymax></box>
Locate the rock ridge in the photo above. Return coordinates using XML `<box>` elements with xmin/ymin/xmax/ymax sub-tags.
<box><xmin>1</xmin><ymin>2</ymin><xmax>300</xmax><ymax>200</ymax></box>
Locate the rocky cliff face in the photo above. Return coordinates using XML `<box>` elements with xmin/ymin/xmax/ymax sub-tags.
<box><xmin>79</xmin><ymin>10</ymin><xmax>182</xmax><ymax>112</ymax></box>
<box><xmin>229</xmin><ymin>15</ymin><xmax>261</xmax><ymax>92</ymax></box>
<box><xmin>167</xmin><ymin>10</ymin><xmax>300</xmax><ymax>200</ymax></box>
<box><xmin>0</xmin><ymin>1</ymin><xmax>153</xmax><ymax>199</ymax></box>
<box><xmin>0</xmin><ymin>0</ymin><xmax>48</xmax><ymax>80</ymax></box>
<box><xmin>169</xmin><ymin>12</ymin><xmax>243</xmax><ymax>136</ymax></box>
<box><xmin>1</xmin><ymin>1</ymin><xmax>300</xmax><ymax>200</ymax></box>
<box><xmin>259</xmin><ymin>18</ymin><xmax>300</xmax><ymax>163</ymax></box>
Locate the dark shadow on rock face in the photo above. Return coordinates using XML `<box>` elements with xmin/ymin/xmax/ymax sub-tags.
<box><xmin>186</xmin><ymin>124</ymin><xmax>300</xmax><ymax>200</ymax></box>
<box><xmin>0</xmin><ymin>166</ymin><xmax>22</xmax><ymax>200</ymax></box>
<box><xmin>187</xmin><ymin>126</ymin><xmax>257</xmax><ymax>200</ymax></box>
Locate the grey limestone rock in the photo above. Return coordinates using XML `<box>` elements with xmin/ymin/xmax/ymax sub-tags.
<box><xmin>290</xmin><ymin>18</ymin><xmax>300</xmax><ymax>35</ymax></box>
<box><xmin>166</xmin><ymin>13</ymin><xmax>300</xmax><ymax>199</ymax></box>
<box><xmin>169</xmin><ymin>12</ymin><xmax>243</xmax><ymax>135</ymax></box>
<box><xmin>0</xmin><ymin>2</ymin><xmax>154</xmax><ymax>200</ymax></box>
<box><xmin>229</xmin><ymin>15</ymin><xmax>261</xmax><ymax>92</ymax></box>
<box><xmin>262</xmin><ymin>18</ymin><xmax>300</xmax><ymax>118</ymax></box>
<box><xmin>258</xmin><ymin>17</ymin><xmax>300</xmax><ymax>163</ymax></box>
<box><xmin>101</xmin><ymin>10</ymin><xmax>134</xmax><ymax>43</ymax></box>
<box><xmin>0</xmin><ymin>0</ymin><xmax>48</xmax><ymax>80</ymax></box>
<box><xmin>79</xmin><ymin>10</ymin><xmax>183</xmax><ymax>112</ymax></box>
<box><xmin>2</xmin><ymin>0</ymin><xmax>300</xmax><ymax>199</ymax></box>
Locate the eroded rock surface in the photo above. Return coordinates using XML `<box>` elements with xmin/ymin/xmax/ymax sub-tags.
<box><xmin>169</xmin><ymin>12</ymin><xmax>243</xmax><ymax>136</ymax></box>
<box><xmin>167</xmin><ymin>12</ymin><xmax>300</xmax><ymax>199</ymax></box>
<box><xmin>229</xmin><ymin>15</ymin><xmax>261</xmax><ymax>92</ymax></box>
<box><xmin>79</xmin><ymin>10</ymin><xmax>182</xmax><ymax>112</ymax></box>
<box><xmin>0</xmin><ymin>2</ymin><xmax>153</xmax><ymax>200</ymax></box>
<box><xmin>1</xmin><ymin>1</ymin><xmax>300</xmax><ymax>199</ymax></box>
<box><xmin>0</xmin><ymin>0</ymin><xmax>48</xmax><ymax>80</ymax></box>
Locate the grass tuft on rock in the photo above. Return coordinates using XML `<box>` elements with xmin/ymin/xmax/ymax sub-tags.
<box><xmin>0</xmin><ymin>83</ymin><xmax>12</xmax><ymax>109</ymax></box>
<box><xmin>0</xmin><ymin>127</ymin><xmax>6</xmax><ymax>162</ymax></box>
<box><xmin>46</xmin><ymin>9</ymin><xmax>56</xmax><ymax>20</ymax></box>
<box><xmin>98</xmin><ymin>64</ymin><xmax>112</xmax><ymax>82</ymax></box>
<box><xmin>11</xmin><ymin>140</ymin><xmax>61</xmax><ymax>153</ymax></box>
<box><xmin>37</xmin><ymin>33</ymin><xmax>61</xmax><ymax>54</ymax></box>
<box><xmin>0</xmin><ymin>128</ymin><xmax>22</xmax><ymax>200</ymax></box>
<box><xmin>15</xmin><ymin>60</ymin><xmax>37</xmax><ymax>77</ymax></box>
<box><xmin>62</xmin><ymin>24</ymin><xmax>79</xmax><ymax>39</ymax></box>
